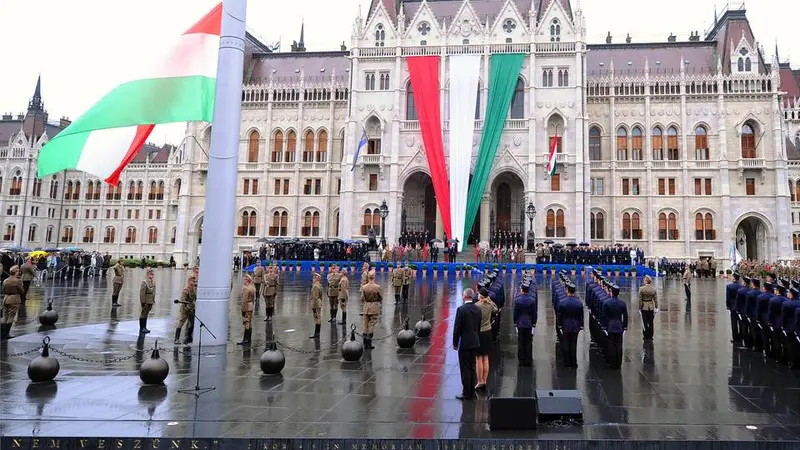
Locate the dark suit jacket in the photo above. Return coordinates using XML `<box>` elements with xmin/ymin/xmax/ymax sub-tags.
<box><xmin>453</xmin><ymin>301</ymin><xmax>481</xmax><ymax>350</ymax></box>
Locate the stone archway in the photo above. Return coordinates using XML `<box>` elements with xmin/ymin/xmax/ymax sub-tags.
<box><xmin>735</xmin><ymin>215</ymin><xmax>770</xmax><ymax>261</ymax></box>
<box><xmin>402</xmin><ymin>172</ymin><xmax>436</xmax><ymax>238</ymax></box>
<box><xmin>188</xmin><ymin>216</ymin><xmax>203</xmax><ymax>266</ymax></box>
<box><xmin>490</xmin><ymin>171</ymin><xmax>525</xmax><ymax>234</ymax></box>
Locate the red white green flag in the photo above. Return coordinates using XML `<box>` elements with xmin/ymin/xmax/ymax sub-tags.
<box><xmin>37</xmin><ymin>3</ymin><xmax>222</xmax><ymax>185</ymax></box>
<box><xmin>547</xmin><ymin>128</ymin><xmax>559</xmax><ymax>177</ymax></box>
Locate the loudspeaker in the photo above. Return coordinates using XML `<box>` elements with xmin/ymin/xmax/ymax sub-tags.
<box><xmin>488</xmin><ymin>397</ymin><xmax>537</xmax><ymax>430</ymax></box>
<box><xmin>535</xmin><ymin>390</ymin><xmax>583</xmax><ymax>422</ymax></box>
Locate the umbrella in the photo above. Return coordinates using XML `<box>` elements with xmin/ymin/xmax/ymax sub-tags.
<box><xmin>579</xmin><ymin>242</ymin><xmax>590</xmax><ymax>247</ymax></box>
<box><xmin>318</xmin><ymin>239</ymin><xmax>331</xmax><ymax>245</ymax></box>
<box><xmin>30</xmin><ymin>250</ymin><xmax>48</xmax><ymax>259</ymax></box>
<box><xmin>543</xmin><ymin>239</ymin><xmax>555</xmax><ymax>245</ymax></box>
<box><xmin>256</xmin><ymin>237</ymin><xmax>269</xmax><ymax>243</ymax></box>
<box><xmin>615</xmin><ymin>243</ymin><xmax>625</xmax><ymax>247</ymax></box>
<box><xmin>552</xmin><ymin>243</ymin><xmax>564</xmax><ymax>249</ymax></box>
<box><xmin>566</xmin><ymin>242</ymin><xmax>578</xmax><ymax>247</ymax></box>
<box><xmin>430</xmin><ymin>238</ymin><xmax>443</xmax><ymax>244</ymax></box>
<box><xmin>446</xmin><ymin>239</ymin><xmax>458</xmax><ymax>244</ymax></box>
<box><xmin>0</xmin><ymin>246</ymin><xmax>31</xmax><ymax>253</ymax></box>
<box><xmin>43</xmin><ymin>247</ymin><xmax>61</xmax><ymax>252</ymax></box>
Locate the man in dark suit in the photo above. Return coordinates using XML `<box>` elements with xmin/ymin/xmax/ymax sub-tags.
<box><xmin>453</xmin><ymin>288</ymin><xmax>481</xmax><ymax>400</ymax></box>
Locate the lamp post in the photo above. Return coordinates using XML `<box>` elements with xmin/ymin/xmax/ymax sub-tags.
<box><xmin>379</xmin><ymin>199</ymin><xmax>389</xmax><ymax>248</ymax></box>
<box><xmin>525</xmin><ymin>201</ymin><xmax>536</xmax><ymax>253</ymax></box>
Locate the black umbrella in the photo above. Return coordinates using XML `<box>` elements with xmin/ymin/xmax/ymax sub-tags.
<box><xmin>579</xmin><ymin>242</ymin><xmax>590</xmax><ymax>247</ymax></box>
<box><xmin>552</xmin><ymin>243</ymin><xmax>564</xmax><ymax>249</ymax></box>
<box><xmin>430</xmin><ymin>238</ymin><xmax>443</xmax><ymax>244</ymax></box>
<box><xmin>331</xmin><ymin>238</ymin><xmax>344</xmax><ymax>244</ymax></box>
<box><xmin>543</xmin><ymin>239</ymin><xmax>555</xmax><ymax>245</ymax></box>
<box><xmin>318</xmin><ymin>239</ymin><xmax>331</xmax><ymax>245</ymax></box>
<box><xmin>615</xmin><ymin>243</ymin><xmax>625</xmax><ymax>247</ymax></box>
<box><xmin>446</xmin><ymin>239</ymin><xmax>458</xmax><ymax>244</ymax></box>
<box><xmin>1</xmin><ymin>245</ymin><xmax>30</xmax><ymax>253</ymax></box>
<box><xmin>256</xmin><ymin>237</ymin><xmax>269</xmax><ymax>243</ymax></box>
<box><xmin>566</xmin><ymin>242</ymin><xmax>578</xmax><ymax>247</ymax></box>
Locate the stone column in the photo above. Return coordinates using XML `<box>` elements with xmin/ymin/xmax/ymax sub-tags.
<box><xmin>435</xmin><ymin>206</ymin><xmax>444</xmax><ymax>240</ymax></box>
<box><xmin>480</xmin><ymin>195</ymin><xmax>490</xmax><ymax>243</ymax></box>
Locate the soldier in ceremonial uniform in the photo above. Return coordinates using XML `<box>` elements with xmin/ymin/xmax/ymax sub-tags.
<box><xmin>602</xmin><ymin>284</ymin><xmax>628</xmax><ymax>370</ymax></box>
<box><xmin>253</xmin><ymin>261</ymin><xmax>265</xmax><ymax>301</ymax></box>
<box><xmin>726</xmin><ymin>273</ymin><xmax>742</xmax><ymax>344</ymax></box>
<box><xmin>361</xmin><ymin>272</ymin><xmax>382</xmax><ymax>349</ymax></box>
<box><xmin>360</xmin><ymin>262</ymin><xmax>370</xmax><ymax>287</ymax></box>
<box><xmin>111</xmin><ymin>260</ymin><xmax>125</xmax><ymax>307</ymax></box>
<box><xmin>138</xmin><ymin>269</ymin><xmax>156</xmax><ymax>334</ymax></box>
<box><xmin>401</xmin><ymin>262</ymin><xmax>413</xmax><ymax>302</ymax></box>
<box><xmin>780</xmin><ymin>286</ymin><xmax>800</xmax><ymax>365</ymax></box>
<box><xmin>238</xmin><ymin>275</ymin><xmax>255</xmax><ymax>346</ymax></box>
<box><xmin>638</xmin><ymin>275</ymin><xmax>658</xmax><ymax>340</ymax></box>
<box><xmin>391</xmin><ymin>263</ymin><xmax>405</xmax><ymax>304</ymax></box>
<box><xmin>768</xmin><ymin>282</ymin><xmax>787</xmax><ymax>359</ymax></box>
<box><xmin>20</xmin><ymin>258</ymin><xmax>35</xmax><ymax>304</ymax></box>
<box><xmin>309</xmin><ymin>273</ymin><xmax>323</xmax><ymax>339</ymax></box>
<box><xmin>745</xmin><ymin>278</ymin><xmax>763</xmax><ymax>351</ymax></box>
<box><xmin>558</xmin><ymin>283</ymin><xmax>584</xmax><ymax>368</ymax></box>
<box><xmin>262</xmin><ymin>265</ymin><xmax>279</xmax><ymax>321</ymax></box>
<box><xmin>338</xmin><ymin>269</ymin><xmax>349</xmax><ymax>325</ymax></box>
<box><xmin>736</xmin><ymin>277</ymin><xmax>752</xmax><ymax>347</ymax></box>
<box><xmin>327</xmin><ymin>265</ymin><xmax>341</xmax><ymax>322</ymax></box>
<box><xmin>756</xmin><ymin>281</ymin><xmax>774</xmax><ymax>357</ymax></box>
<box><xmin>513</xmin><ymin>278</ymin><xmax>537</xmax><ymax>366</ymax></box>
<box><xmin>1</xmin><ymin>266</ymin><xmax>24</xmax><ymax>340</ymax></box>
<box><xmin>174</xmin><ymin>276</ymin><xmax>197</xmax><ymax>345</ymax></box>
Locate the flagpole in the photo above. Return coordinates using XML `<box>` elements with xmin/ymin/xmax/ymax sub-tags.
<box><xmin>194</xmin><ymin>0</ymin><xmax>248</xmax><ymax>346</ymax></box>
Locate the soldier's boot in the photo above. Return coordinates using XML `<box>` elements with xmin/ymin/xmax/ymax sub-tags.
<box><xmin>174</xmin><ymin>328</ymin><xmax>182</xmax><ymax>345</ymax></box>
<box><xmin>0</xmin><ymin>324</ymin><xmax>12</xmax><ymax>340</ymax></box>
<box><xmin>267</xmin><ymin>307</ymin><xmax>274</xmax><ymax>319</ymax></box>
<box><xmin>394</xmin><ymin>294</ymin><xmax>400</xmax><ymax>304</ymax></box>
<box><xmin>338</xmin><ymin>312</ymin><xmax>347</xmax><ymax>325</ymax></box>
<box><xmin>309</xmin><ymin>324</ymin><xmax>321</xmax><ymax>339</ymax></box>
<box><xmin>329</xmin><ymin>309</ymin><xmax>337</xmax><ymax>323</ymax></box>
<box><xmin>140</xmin><ymin>318</ymin><xmax>150</xmax><ymax>334</ymax></box>
<box><xmin>111</xmin><ymin>295</ymin><xmax>119</xmax><ymax>307</ymax></box>
<box><xmin>237</xmin><ymin>329</ymin><xmax>251</xmax><ymax>346</ymax></box>
<box><xmin>184</xmin><ymin>329</ymin><xmax>194</xmax><ymax>345</ymax></box>
<box><xmin>365</xmin><ymin>333</ymin><xmax>375</xmax><ymax>349</ymax></box>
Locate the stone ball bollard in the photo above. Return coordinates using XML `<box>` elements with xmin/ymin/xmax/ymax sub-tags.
<box><xmin>28</xmin><ymin>337</ymin><xmax>60</xmax><ymax>383</ymax></box>
<box><xmin>341</xmin><ymin>324</ymin><xmax>364</xmax><ymax>362</ymax></box>
<box><xmin>38</xmin><ymin>300</ymin><xmax>59</xmax><ymax>326</ymax></box>
<box><xmin>139</xmin><ymin>340</ymin><xmax>170</xmax><ymax>385</ymax></box>
<box><xmin>396</xmin><ymin>318</ymin><xmax>417</xmax><ymax>349</ymax></box>
<box><xmin>260</xmin><ymin>342</ymin><xmax>285</xmax><ymax>375</ymax></box>
<box><xmin>414</xmin><ymin>316</ymin><xmax>432</xmax><ymax>338</ymax></box>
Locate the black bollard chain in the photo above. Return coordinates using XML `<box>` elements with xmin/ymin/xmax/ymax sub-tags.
<box><xmin>1</xmin><ymin>346</ymin><xmax>43</xmax><ymax>357</ymax></box>
<box><xmin>49</xmin><ymin>346</ymin><xmax>154</xmax><ymax>364</ymax></box>
<box><xmin>274</xmin><ymin>339</ymin><xmax>319</xmax><ymax>354</ymax></box>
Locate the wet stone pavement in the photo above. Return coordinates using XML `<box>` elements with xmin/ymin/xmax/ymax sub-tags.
<box><xmin>1</xmin><ymin>268</ymin><xmax>799</xmax><ymax>442</ymax></box>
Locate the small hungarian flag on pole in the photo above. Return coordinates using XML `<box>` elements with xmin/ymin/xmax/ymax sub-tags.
<box><xmin>547</xmin><ymin>126</ymin><xmax>559</xmax><ymax>177</ymax></box>
<box><xmin>37</xmin><ymin>3</ymin><xmax>223</xmax><ymax>185</ymax></box>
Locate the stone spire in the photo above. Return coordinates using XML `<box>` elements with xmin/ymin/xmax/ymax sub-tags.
<box><xmin>23</xmin><ymin>75</ymin><xmax>48</xmax><ymax>140</ymax></box>
<box><xmin>28</xmin><ymin>75</ymin><xmax>43</xmax><ymax>112</ymax></box>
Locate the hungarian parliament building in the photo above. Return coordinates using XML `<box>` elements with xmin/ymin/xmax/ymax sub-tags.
<box><xmin>2</xmin><ymin>0</ymin><xmax>800</xmax><ymax>266</ymax></box>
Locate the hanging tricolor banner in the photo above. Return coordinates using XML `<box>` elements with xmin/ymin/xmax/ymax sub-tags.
<box><xmin>547</xmin><ymin>126</ymin><xmax>559</xmax><ymax>176</ymax></box>
<box><xmin>37</xmin><ymin>3</ymin><xmax>222</xmax><ymax>185</ymax></box>
<box><xmin>462</xmin><ymin>53</ymin><xmax>524</xmax><ymax>249</ymax></box>
<box><xmin>448</xmin><ymin>55</ymin><xmax>481</xmax><ymax>249</ymax></box>
<box><xmin>407</xmin><ymin>56</ymin><xmax>452</xmax><ymax>239</ymax></box>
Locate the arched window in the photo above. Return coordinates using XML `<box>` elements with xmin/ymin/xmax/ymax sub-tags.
<box><xmin>125</xmin><ymin>227</ymin><xmax>137</xmax><ymax>244</ymax></box>
<box><xmin>623</xmin><ymin>212</ymin><xmax>642</xmax><ymax>239</ymax></box>
<box><xmin>509</xmin><ymin>78</ymin><xmax>525</xmax><ymax>119</ymax></box>
<box><xmin>406</xmin><ymin>82</ymin><xmax>418</xmax><ymax>120</ymax></box>
<box><xmin>791</xmin><ymin>180</ymin><xmax>796</xmax><ymax>202</ymax></box>
<box><xmin>248</xmin><ymin>130</ymin><xmax>260</xmax><ymax>163</ymax></box>
<box><xmin>694</xmin><ymin>126</ymin><xmax>709</xmax><ymax>160</ymax></box>
<box><xmin>46</xmin><ymin>226</ymin><xmax>54</xmax><ymax>243</ymax></box>
<box><xmin>616</xmin><ymin>127</ymin><xmax>628</xmax><ymax>160</ymax></box>
<box><xmin>694</xmin><ymin>212</ymin><xmax>716</xmax><ymax>240</ymax></box>
<box><xmin>239</xmin><ymin>210</ymin><xmax>257</xmax><ymax>236</ymax></box>
<box><xmin>50</xmin><ymin>179</ymin><xmax>59</xmax><ymax>199</ymax></box>
<box><xmin>269</xmin><ymin>211</ymin><xmax>288</xmax><ymax>236</ymax></box>
<box><xmin>652</xmin><ymin>127</ymin><xmax>664</xmax><ymax>160</ymax></box>
<box><xmin>136</xmin><ymin>181</ymin><xmax>143</xmax><ymax>200</ymax></box>
<box><xmin>174</xmin><ymin>179</ymin><xmax>182</xmax><ymax>198</ymax></box>
<box><xmin>156</xmin><ymin>181</ymin><xmax>164</xmax><ymax>200</ymax></box>
<box><xmin>9</xmin><ymin>171</ymin><xmax>22</xmax><ymax>196</ymax></box>
<box><xmin>171</xmin><ymin>227</ymin><xmax>177</xmax><ymax>244</ymax></box>
<box><xmin>62</xmin><ymin>226</ymin><xmax>73</xmax><ymax>243</ymax></box>
<box><xmin>86</xmin><ymin>181</ymin><xmax>94</xmax><ymax>200</ymax></box>
<box><xmin>27</xmin><ymin>225</ymin><xmax>36</xmax><ymax>242</ymax></box>
<box><xmin>361</xmin><ymin>208</ymin><xmax>382</xmax><ymax>235</ymax></box>
<box><xmin>303</xmin><ymin>130</ymin><xmax>314</xmax><ymax>162</ymax></box>
<box><xmin>794</xmin><ymin>234</ymin><xmax>800</xmax><ymax>252</ymax></box>
<box><xmin>738</xmin><ymin>58</ymin><xmax>745</xmax><ymax>72</ymax></box>
<box><xmin>631</xmin><ymin>127</ymin><xmax>643</xmax><ymax>160</ymax></box>
<box><xmin>272</xmin><ymin>130</ymin><xmax>283</xmax><ymax>162</ymax></box>
<box><xmin>65</xmin><ymin>181</ymin><xmax>73</xmax><ymax>199</ymax></box>
<box><xmin>127</xmin><ymin>181</ymin><xmax>135</xmax><ymax>200</ymax></box>
<box><xmin>622</xmin><ymin>212</ymin><xmax>631</xmax><ymax>239</ymax></box>
<box><xmin>317</xmin><ymin>130</ymin><xmax>328</xmax><ymax>162</ymax></box>
<box><xmin>149</xmin><ymin>181</ymin><xmax>157</xmax><ymax>200</ymax></box>
<box><xmin>556</xmin><ymin>210</ymin><xmax>565</xmax><ymax>237</ymax></box>
<box><xmin>32</xmin><ymin>178</ymin><xmax>42</xmax><ymax>197</ymax></box>
<box><xmin>658</xmin><ymin>212</ymin><xmax>679</xmax><ymax>240</ymax></box>
<box><xmin>741</xmin><ymin>122</ymin><xmax>756</xmax><ymax>158</ymax></box>
<box><xmin>550</xmin><ymin>19</ymin><xmax>561</xmax><ymax>42</ymax></box>
<box><xmin>667</xmin><ymin>126</ymin><xmax>679</xmax><ymax>160</ymax></box>
<box><xmin>147</xmin><ymin>227</ymin><xmax>158</xmax><ymax>244</ymax></box>
<box><xmin>286</xmin><ymin>130</ymin><xmax>297</xmax><ymax>163</ymax></box>
<box><xmin>795</xmin><ymin>181</ymin><xmax>800</xmax><ymax>203</ymax></box>
<box><xmin>104</xmin><ymin>226</ymin><xmax>116</xmax><ymax>243</ymax></box>
<box><xmin>546</xmin><ymin>209</ymin><xmax>555</xmax><ymax>237</ymax></box>
<box><xmin>302</xmin><ymin>210</ymin><xmax>321</xmax><ymax>237</ymax></box>
<box><xmin>83</xmin><ymin>226</ymin><xmax>95</xmax><ymax>243</ymax></box>
<box><xmin>590</xmin><ymin>212</ymin><xmax>605</xmax><ymax>239</ymax></box>
<box><xmin>4</xmin><ymin>224</ymin><xmax>15</xmax><ymax>241</ymax></box>
<box><xmin>475</xmin><ymin>83</ymin><xmax>482</xmax><ymax>120</ymax></box>
<box><xmin>73</xmin><ymin>181</ymin><xmax>81</xmax><ymax>200</ymax></box>
<box><xmin>589</xmin><ymin>127</ymin><xmax>602</xmax><ymax>160</ymax></box>
<box><xmin>374</xmin><ymin>24</ymin><xmax>385</xmax><ymax>46</ymax></box>
<box><xmin>795</xmin><ymin>135</ymin><xmax>800</xmax><ymax>153</ymax></box>
<box><xmin>745</xmin><ymin>57</ymin><xmax>751</xmax><ymax>71</ymax></box>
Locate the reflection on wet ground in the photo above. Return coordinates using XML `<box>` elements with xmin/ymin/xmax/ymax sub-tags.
<box><xmin>1</xmin><ymin>268</ymin><xmax>798</xmax><ymax>440</ymax></box>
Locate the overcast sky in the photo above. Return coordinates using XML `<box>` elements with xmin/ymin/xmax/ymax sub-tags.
<box><xmin>1</xmin><ymin>0</ymin><xmax>796</xmax><ymax>145</ymax></box>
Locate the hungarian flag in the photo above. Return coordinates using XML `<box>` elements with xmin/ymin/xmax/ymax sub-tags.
<box><xmin>547</xmin><ymin>128</ymin><xmax>559</xmax><ymax>177</ymax></box>
<box><xmin>37</xmin><ymin>3</ymin><xmax>222</xmax><ymax>185</ymax></box>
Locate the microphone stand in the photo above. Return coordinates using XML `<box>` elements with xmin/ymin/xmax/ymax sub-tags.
<box><xmin>174</xmin><ymin>300</ymin><xmax>217</xmax><ymax>397</ymax></box>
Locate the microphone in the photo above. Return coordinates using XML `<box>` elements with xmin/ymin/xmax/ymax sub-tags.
<box><xmin>174</xmin><ymin>299</ymin><xmax>190</xmax><ymax>304</ymax></box>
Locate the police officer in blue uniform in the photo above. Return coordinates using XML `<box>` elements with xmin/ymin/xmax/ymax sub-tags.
<box><xmin>768</xmin><ymin>281</ymin><xmax>788</xmax><ymax>359</ymax></box>
<box><xmin>726</xmin><ymin>272</ymin><xmax>741</xmax><ymax>344</ymax></box>
<box><xmin>558</xmin><ymin>282</ymin><xmax>584</xmax><ymax>368</ymax></box>
<box><xmin>735</xmin><ymin>277</ymin><xmax>752</xmax><ymax>348</ymax></box>
<box><xmin>513</xmin><ymin>278</ymin><xmax>537</xmax><ymax>366</ymax></box>
<box><xmin>745</xmin><ymin>278</ymin><xmax>763</xmax><ymax>351</ymax></box>
<box><xmin>755</xmin><ymin>281</ymin><xmax>773</xmax><ymax>357</ymax></box>
<box><xmin>602</xmin><ymin>284</ymin><xmax>628</xmax><ymax>370</ymax></box>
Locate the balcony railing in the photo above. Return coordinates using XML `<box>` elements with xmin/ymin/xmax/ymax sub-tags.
<box><xmin>360</xmin><ymin>154</ymin><xmax>382</xmax><ymax>165</ymax></box>
<box><xmin>401</xmin><ymin>120</ymin><xmax>420</xmax><ymax>131</ymax></box>
<box><xmin>739</xmin><ymin>158</ymin><xmax>765</xmax><ymax>169</ymax></box>
<box><xmin>505</xmin><ymin>119</ymin><xmax>527</xmax><ymax>130</ymax></box>
<box><xmin>535</xmin><ymin>42</ymin><xmax>576</xmax><ymax>53</ymax></box>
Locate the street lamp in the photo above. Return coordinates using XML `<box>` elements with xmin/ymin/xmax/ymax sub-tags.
<box><xmin>379</xmin><ymin>199</ymin><xmax>389</xmax><ymax>247</ymax></box>
<box><xmin>525</xmin><ymin>201</ymin><xmax>536</xmax><ymax>252</ymax></box>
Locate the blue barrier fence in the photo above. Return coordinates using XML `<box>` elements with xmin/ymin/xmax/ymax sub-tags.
<box><xmin>244</xmin><ymin>260</ymin><xmax>658</xmax><ymax>278</ymax></box>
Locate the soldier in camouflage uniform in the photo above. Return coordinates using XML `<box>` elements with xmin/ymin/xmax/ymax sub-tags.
<box><xmin>238</xmin><ymin>275</ymin><xmax>256</xmax><ymax>346</ymax></box>
<box><xmin>111</xmin><ymin>260</ymin><xmax>125</xmax><ymax>307</ymax></box>
<box><xmin>262</xmin><ymin>265</ymin><xmax>279</xmax><ymax>321</ymax></box>
<box><xmin>309</xmin><ymin>273</ymin><xmax>323</xmax><ymax>339</ymax></box>
<box><xmin>338</xmin><ymin>269</ymin><xmax>349</xmax><ymax>325</ymax></box>
<box><xmin>327</xmin><ymin>265</ymin><xmax>341</xmax><ymax>323</ymax></box>
<box><xmin>361</xmin><ymin>272</ymin><xmax>382</xmax><ymax>349</ymax></box>
<box><xmin>139</xmin><ymin>269</ymin><xmax>156</xmax><ymax>334</ymax></box>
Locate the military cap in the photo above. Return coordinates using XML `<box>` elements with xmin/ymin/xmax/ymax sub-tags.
<box><xmin>767</xmin><ymin>272</ymin><xmax>777</xmax><ymax>280</ymax></box>
<box><xmin>751</xmin><ymin>279</ymin><xmax>760</xmax><ymax>288</ymax></box>
<box><xmin>477</xmin><ymin>278</ymin><xmax>490</xmax><ymax>288</ymax></box>
<box><xmin>9</xmin><ymin>265</ymin><xmax>19</xmax><ymax>274</ymax></box>
<box><xmin>610</xmin><ymin>284</ymin><xmax>621</xmax><ymax>296</ymax></box>
<box><xmin>566</xmin><ymin>283</ymin><xmax>576</xmax><ymax>294</ymax></box>
<box><xmin>764</xmin><ymin>282</ymin><xmax>773</xmax><ymax>292</ymax></box>
<box><xmin>520</xmin><ymin>279</ymin><xmax>531</xmax><ymax>291</ymax></box>
<box><xmin>790</xmin><ymin>287</ymin><xmax>799</xmax><ymax>298</ymax></box>
<box><xmin>776</xmin><ymin>284</ymin><xmax>788</xmax><ymax>295</ymax></box>
<box><xmin>743</xmin><ymin>276</ymin><xmax>751</xmax><ymax>284</ymax></box>
<box><xmin>479</xmin><ymin>286</ymin><xmax>490</xmax><ymax>297</ymax></box>
<box><xmin>560</xmin><ymin>269</ymin><xmax>568</xmax><ymax>275</ymax></box>
<box><xmin>732</xmin><ymin>272</ymin><xmax>740</xmax><ymax>280</ymax></box>
<box><xmin>793</xmin><ymin>280</ymin><xmax>800</xmax><ymax>290</ymax></box>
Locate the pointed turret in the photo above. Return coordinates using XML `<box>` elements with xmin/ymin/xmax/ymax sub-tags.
<box><xmin>291</xmin><ymin>21</ymin><xmax>307</xmax><ymax>52</ymax></box>
<box><xmin>29</xmin><ymin>75</ymin><xmax>43</xmax><ymax>112</ymax></box>
<box><xmin>23</xmin><ymin>75</ymin><xmax>48</xmax><ymax>140</ymax></box>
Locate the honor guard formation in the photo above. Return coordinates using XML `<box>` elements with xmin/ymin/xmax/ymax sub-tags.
<box><xmin>727</xmin><ymin>272</ymin><xmax>800</xmax><ymax>368</ymax></box>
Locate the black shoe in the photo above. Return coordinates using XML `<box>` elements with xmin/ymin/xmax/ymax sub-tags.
<box><xmin>338</xmin><ymin>313</ymin><xmax>347</xmax><ymax>325</ymax></box>
<box><xmin>174</xmin><ymin>328</ymin><xmax>181</xmax><ymax>345</ymax></box>
<box><xmin>455</xmin><ymin>395</ymin><xmax>476</xmax><ymax>401</ymax></box>
<box><xmin>309</xmin><ymin>324</ymin><xmax>321</xmax><ymax>339</ymax></box>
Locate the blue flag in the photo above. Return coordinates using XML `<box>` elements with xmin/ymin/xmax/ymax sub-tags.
<box><xmin>352</xmin><ymin>127</ymin><xmax>367</xmax><ymax>171</ymax></box>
